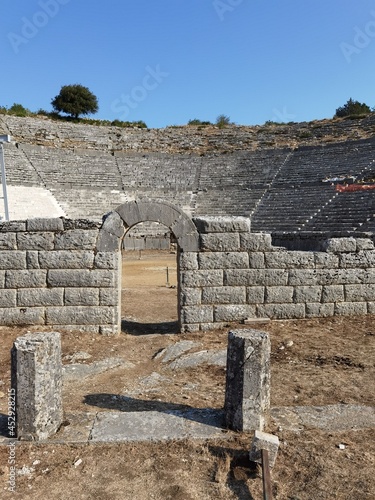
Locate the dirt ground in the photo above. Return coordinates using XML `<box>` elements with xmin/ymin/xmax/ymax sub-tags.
<box><xmin>0</xmin><ymin>250</ymin><xmax>374</xmax><ymax>499</ymax></box>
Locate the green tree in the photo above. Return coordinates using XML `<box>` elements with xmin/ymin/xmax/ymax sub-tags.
<box><xmin>334</xmin><ymin>98</ymin><xmax>372</xmax><ymax>118</ymax></box>
<box><xmin>51</xmin><ymin>84</ymin><xmax>99</xmax><ymax>119</ymax></box>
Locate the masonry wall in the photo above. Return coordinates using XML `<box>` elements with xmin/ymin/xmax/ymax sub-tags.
<box><xmin>0</xmin><ymin>215</ymin><xmax>374</xmax><ymax>335</ymax></box>
<box><xmin>179</xmin><ymin>217</ymin><xmax>375</xmax><ymax>332</ymax></box>
<box><xmin>0</xmin><ymin>218</ymin><xmax>119</xmax><ymax>335</ymax></box>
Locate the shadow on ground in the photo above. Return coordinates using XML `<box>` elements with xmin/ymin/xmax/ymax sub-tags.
<box><xmin>209</xmin><ymin>444</ymin><xmax>258</xmax><ymax>500</ymax></box>
<box><xmin>83</xmin><ymin>393</ymin><xmax>225</xmax><ymax>427</ymax></box>
<box><xmin>121</xmin><ymin>319</ymin><xmax>179</xmax><ymax>335</ymax></box>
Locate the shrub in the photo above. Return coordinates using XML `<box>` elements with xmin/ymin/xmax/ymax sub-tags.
<box><xmin>187</xmin><ymin>119</ymin><xmax>212</xmax><ymax>126</ymax></box>
<box><xmin>335</xmin><ymin>98</ymin><xmax>372</xmax><ymax>118</ymax></box>
<box><xmin>8</xmin><ymin>103</ymin><xmax>31</xmax><ymax>117</ymax></box>
<box><xmin>216</xmin><ymin>114</ymin><xmax>231</xmax><ymax>128</ymax></box>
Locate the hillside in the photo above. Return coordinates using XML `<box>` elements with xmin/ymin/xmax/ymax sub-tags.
<box><xmin>1</xmin><ymin>113</ymin><xmax>375</xmax><ymax>154</ymax></box>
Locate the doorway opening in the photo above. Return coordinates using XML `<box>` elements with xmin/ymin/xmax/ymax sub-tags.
<box><xmin>121</xmin><ymin>222</ymin><xmax>179</xmax><ymax>334</ymax></box>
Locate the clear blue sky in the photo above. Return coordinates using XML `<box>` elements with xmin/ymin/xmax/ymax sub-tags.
<box><xmin>1</xmin><ymin>0</ymin><xmax>374</xmax><ymax>128</ymax></box>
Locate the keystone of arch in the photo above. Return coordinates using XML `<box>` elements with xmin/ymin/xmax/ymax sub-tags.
<box><xmin>97</xmin><ymin>199</ymin><xmax>200</xmax><ymax>252</ymax></box>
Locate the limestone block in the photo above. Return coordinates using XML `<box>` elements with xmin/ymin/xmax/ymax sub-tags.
<box><xmin>0</xmin><ymin>233</ymin><xmax>17</xmax><ymax>250</ymax></box>
<box><xmin>0</xmin><ymin>251</ymin><xmax>26</xmax><ymax>270</ymax></box>
<box><xmin>322</xmin><ymin>285</ymin><xmax>345</xmax><ymax>303</ymax></box>
<box><xmin>18</xmin><ymin>288</ymin><xmax>64</xmax><ymax>307</ymax></box>
<box><xmin>138</xmin><ymin>201</ymin><xmax>181</xmax><ymax>228</ymax></box>
<box><xmin>335</xmin><ymin>302</ymin><xmax>368</xmax><ymax>316</ymax></box>
<box><xmin>0</xmin><ymin>290</ymin><xmax>16</xmax><ymax>307</ymax></box>
<box><xmin>200</xmin><ymin>322</ymin><xmax>226</xmax><ymax>331</ymax></box>
<box><xmin>116</xmin><ymin>200</ymin><xmax>142</xmax><ymax>227</ymax></box>
<box><xmin>193</xmin><ymin>216</ymin><xmax>250</xmax><ymax>233</ymax></box>
<box><xmin>180</xmin><ymin>288</ymin><xmax>202</xmax><ymax>306</ymax></box>
<box><xmin>265</xmin><ymin>286</ymin><xmax>294</xmax><ymax>304</ymax></box>
<box><xmin>96</xmin><ymin>229</ymin><xmax>119</xmax><ymax>252</ymax></box>
<box><xmin>225</xmin><ymin>269</ymin><xmax>288</xmax><ymax>286</ymax></box>
<box><xmin>65</xmin><ymin>288</ymin><xmax>99</xmax><ymax>306</ymax></box>
<box><xmin>224</xmin><ymin>329</ymin><xmax>270</xmax><ymax>431</ymax></box>
<box><xmin>323</xmin><ymin>238</ymin><xmax>356</xmax><ymax>253</ymax></box>
<box><xmin>0</xmin><ymin>270</ymin><xmax>5</xmax><ymax>287</ymax></box>
<box><xmin>257</xmin><ymin>304</ymin><xmax>305</xmax><ymax>319</ymax></box>
<box><xmin>288</xmin><ymin>269</ymin><xmax>328</xmax><ymax>286</ymax></box>
<box><xmin>177</xmin><ymin>233</ymin><xmax>200</xmax><ymax>252</ymax></box>
<box><xmin>11</xmin><ymin>332</ymin><xmax>63</xmax><ymax>440</ymax></box>
<box><xmin>359</xmin><ymin>269</ymin><xmax>375</xmax><ymax>284</ymax></box>
<box><xmin>214</xmin><ymin>304</ymin><xmax>256</xmax><ymax>322</ymax></box>
<box><xmin>249</xmin><ymin>252</ymin><xmax>265</xmax><ymax>269</ymax></box>
<box><xmin>94</xmin><ymin>252</ymin><xmax>119</xmax><ymax>270</ymax></box>
<box><xmin>47</xmin><ymin>269</ymin><xmax>115</xmax><ymax>288</ymax></box>
<box><xmin>294</xmin><ymin>286</ymin><xmax>322</xmax><ymax>303</ymax></box>
<box><xmin>249</xmin><ymin>431</ymin><xmax>279</xmax><ymax>468</ymax></box>
<box><xmin>265</xmin><ymin>251</ymin><xmax>315</xmax><ymax>269</ymax></box>
<box><xmin>339</xmin><ymin>251</ymin><xmax>375</xmax><ymax>269</ymax></box>
<box><xmin>46</xmin><ymin>306</ymin><xmax>115</xmax><ymax>325</ymax></box>
<box><xmin>202</xmin><ymin>286</ymin><xmax>246</xmax><ymax>305</ymax></box>
<box><xmin>99</xmin><ymin>288</ymin><xmax>119</xmax><ymax>306</ymax></box>
<box><xmin>26</xmin><ymin>218</ymin><xmax>64</xmax><ymax>232</ymax></box>
<box><xmin>305</xmin><ymin>303</ymin><xmax>334</xmax><ymax>318</ymax></box>
<box><xmin>0</xmin><ymin>221</ymin><xmax>26</xmax><ymax>232</ymax></box>
<box><xmin>180</xmin><ymin>323</ymin><xmax>201</xmax><ymax>333</ymax></box>
<box><xmin>99</xmin><ymin>325</ymin><xmax>119</xmax><ymax>335</ymax></box>
<box><xmin>0</xmin><ymin>307</ymin><xmax>45</xmax><ymax>325</ymax></box>
<box><xmin>179</xmin><ymin>252</ymin><xmax>198</xmax><ymax>270</ymax></box>
<box><xmin>356</xmin><ymin>238</ymin><xmax>374</xmax><ymax>251</ymax></box>
<box><xmin>367</xmin><ymin>302</ymin><xmax>375</xmax><ymax>314</ymax></box>
<box><xmin>182</xmin><ymin>270</ymin><xmax>223</xmax><ymax>287</ymax></box>
<box><xmin>345</xmin><ymin>284</ymin><xmax>375</xmax><ymax>302</ymax></box>
<box><xmin>26</xmin><ymin>251</ymin><xmax>40</xmax><ymax>269</ymax></box>
<box><xmin>314</xmin><ymin>253</ymin><xmax>339</xmax><ymax>269</ymax></box>
<box><xmin>101</xmin><ymin>211</ymin><xmax>126</xmax><ymax>238</ymax></box>
<box><xmin>198</xmin><ymin>252</ymin><xmax>249</xmax><ymax>270</ymax></box>
<box><xmin>200</xmin><ymin>233</ymin><xmax>240</xmax><ymax>252</ymax></box>
<box><xmin>240</xmin><ymin>233</ymin><xmax>273</xmax><ymax>251</ymax></box>
<box><xmin>171</xmin><ymin>215</ymin><xmax>198</xmax><ymax>240</ymax></box>
<box><xmin>17</xmin><ymin>232</ymin><xmax>55</xmax><ymax>251</ymax></box>
<box><xmin>54</xmin><ymin>229</ymin><xmax>98</xmax><ymax>250</ymax></box>
<box><xmin>6</xmin><ymin>270</ymin><xmax>47</xmax><ymax>288</ymax></box>
<box><xmin>246</xmin><ymin>286</ymin><xmax>265</xmax><ymax>304</ymax></box>
<box><xmin>38</xmin><ymin>250</ymin><xmax>94</xmax><ymax>269</ymax></box>
<box><xmin>181</xmin><ymin>306</ymin><xmax>213</xmax><ymax>323</ymax></box>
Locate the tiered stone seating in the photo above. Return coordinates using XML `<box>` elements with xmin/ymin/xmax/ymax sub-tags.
<box><xmin>251</xmin><ymin>138</ymin><xmax>375</xmax><ymax>232</ymax></box>
<box><xmin>195</xmin><ymin>150</ymin><xmax>290</xmax><ymax>217</ymax></box>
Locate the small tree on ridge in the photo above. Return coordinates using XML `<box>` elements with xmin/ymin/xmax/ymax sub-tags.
<box><xmin>335</xmin><ymin>98</ymin><xmax>372</xmax><ymax>118</ymax></box>
<box><xmin>51</xmin><ymin>84</ymin><xmax>99</xmax><ymax>119</ymax></box>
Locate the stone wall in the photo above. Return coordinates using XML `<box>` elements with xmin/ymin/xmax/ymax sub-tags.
<box><xmin>0</xmin><ymin>212</ymin><xmax>374</xmax><ymax>334</ymax></box>
<box><xmin>0</xmin><ymin>218</ymin><xmax>119</xmax><ymax>335</ymax></box>
<box><xmin>179</xmin><ymin>217</ymin><xmax>375</xmax><ymax>332</ymax></box>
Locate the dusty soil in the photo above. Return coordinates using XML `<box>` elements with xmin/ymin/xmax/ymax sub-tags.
<box><xmin>0</xmin><ymin>251</ymin><xmax>374</xmax><ymax>499</ymax></box>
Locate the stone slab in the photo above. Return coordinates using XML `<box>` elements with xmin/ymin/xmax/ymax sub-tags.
<box><xmin>271</xmin><ymin>404</ymin><xmax>375</xmax><ymax>432</ymax></box>
<box><xmin>63</xmin><ymin>358</ymin><xmax>135</xmax><ymax>381</ymax></box>
<box><xmin>90</xmin><ymin>409</ymin><xmax>226</xmax><ymax>442</ymax></box>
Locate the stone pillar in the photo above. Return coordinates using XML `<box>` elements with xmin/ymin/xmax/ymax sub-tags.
<box><xmin>224</xmin><ymin>329</ymin><xmax>270</xmax><ymax>431</ymax></box>
<box><xmin>11</xmin><ymin>332</ymin><xmax>63</xmax><ymax>440</ymax></box>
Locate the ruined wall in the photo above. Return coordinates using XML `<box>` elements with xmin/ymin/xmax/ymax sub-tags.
<box><xmin>179</xmin><ymin>217</ymin><xmax>375</xmax><ymax>332</ymax></box>
<box><xmin>0</xmin><ymin>218</ymin><xmax>119</xmax><ymax>335</ymax></box>
<box><xmin>0</xmin><ymin>213</ymin><xmax>374</xmax><ymax>334</ymax></box>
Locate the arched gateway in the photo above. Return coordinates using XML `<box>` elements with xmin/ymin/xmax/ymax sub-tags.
<box><xmin>97</xmin><ymin>200</ymin><xmax>200</xmax><ymax>331</ymax></box>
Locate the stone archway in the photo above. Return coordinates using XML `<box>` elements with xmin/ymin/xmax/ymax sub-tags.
<box><xmin>97</xmin><ymin>199</ymin><xmax>200</xmax><ymax>332</ymax></box>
